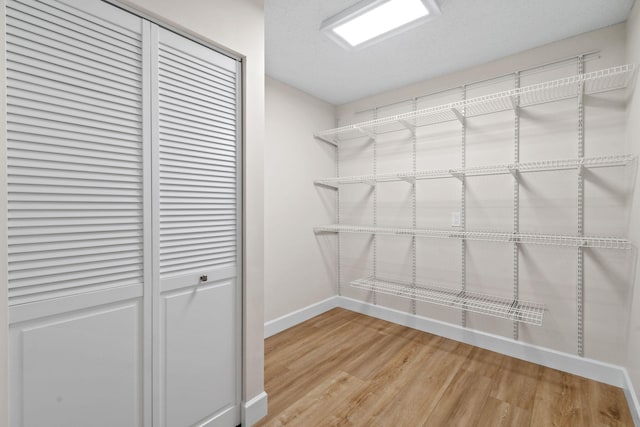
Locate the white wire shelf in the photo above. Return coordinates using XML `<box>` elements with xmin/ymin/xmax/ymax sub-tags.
<box><xmin>314</xmin><ymin>224</ymin><xmax>633</xmax><ymax>250</ymax></box>
<box><xmin>351</xmin><ymin>276</ymin><xmax>545</xmax><ymax>326</ymax></box>
<box><xmin>315</xmin><ymin>64</ymin><xmax>637</xmax><ymax>145</ymax></box>
<box><xmin>314</xmin><ymin>154</ymin><xmax>636</xmax><ymax>188</ymax></box>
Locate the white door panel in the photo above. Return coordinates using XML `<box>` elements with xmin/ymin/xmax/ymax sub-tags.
<box><xmin>11</xmin><ymin>300</ymin><xmax>142</xmax><ymax>427</ymax></box>
<box><xmin>162</xmin><ymin>279</ymin><xmax>236</xmax><ymax>427</ymax></box>
<box><xmin>6</xmin><ymin>1</ymin><xmax>150</xmax><ymax>426</ymax></box>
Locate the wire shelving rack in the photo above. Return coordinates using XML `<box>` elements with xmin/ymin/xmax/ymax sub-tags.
<box><xmin>351</xmin><ymin>276</ymin><xmax>545</xmax><ymax>326</ymax></box>
<box><xmin>315</xmin><ymin>64</ymin><xmax>637</xmax><ymax>145</ymax></box>
<box><xmin>314</xmin><ymin>155</ymin><xmax>636</xmax><ymax>188</ymax></box>
<box><xmin>314</xmin><ymin>224</ymin><xmax>633</xmax><ymax>250</ymax></box>
<box><xmin>314</xmin><ymin>60</ymin><xmax>637</xmax><ymax>340</ymax></box>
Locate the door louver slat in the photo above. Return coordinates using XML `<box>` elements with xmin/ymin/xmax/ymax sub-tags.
<box><xmin>159</xmin><ymin>37</ymin><xmax>237</xmax><ymax>281</ymax></box>
<box><xmin>6</xmin><ymin>0</ymin><xmax>144</xmax><ymax>305</ymax></box>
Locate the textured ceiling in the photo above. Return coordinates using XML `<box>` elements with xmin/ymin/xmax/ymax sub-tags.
<box><xmin>265</xmin><ymin>0</ymin><xmax>635</xmax><ymax>104</ymax></box>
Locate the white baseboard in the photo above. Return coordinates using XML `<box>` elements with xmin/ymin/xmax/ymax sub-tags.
<box><xmin>336</xmin><ymin>296</ymin><xmax>624</xmax><ymax>385</ymax></box>
<box><xmin>264</xmin><ymin>296</ymin><xmax>339</xmax><ymax>338</ymax></box>
<box><xmin>262</xmin><ymin>295</ymin><xmax>640</xmax><ymax>422</ymax></box>
<box><xmin>622</xmin><ymin>369</ymin><xmax>640</xmax><ymax>426</ymax></box>
<box><xmin>242</xmin><ymin>391</ymin><xmax>268</xmax><ymax>427</ymax></box>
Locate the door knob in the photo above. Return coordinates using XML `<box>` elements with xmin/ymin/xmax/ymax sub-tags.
<box><xmin>200</xmin><ymin>274</ymin><xmax>208</xmax><ymax>282</ymax></box>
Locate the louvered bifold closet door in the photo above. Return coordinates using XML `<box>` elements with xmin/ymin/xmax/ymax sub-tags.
<box><xmin>6</xmin><ymin>1</ymin><xmax>149</xmax><ymax>426</ymax></box>
<box><xmin>6</xmin><ymin>0</ymin><xmax>146</xmax><ymax>305</ymax></box>
<box><xmin>153</xmin><ymin>27</ymin><xmax>241</xmax><ymax>427</ymax></box>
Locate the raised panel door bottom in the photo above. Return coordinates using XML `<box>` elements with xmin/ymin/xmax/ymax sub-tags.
<box><xmin>10</xmin><ymin>299</ymin><xmax>142</xmax><ymax>427</ymax></box>
<box><xmin>161</xmin><ymin>278</ymin><xmax>238</xmax><ymax>427</ymax></box>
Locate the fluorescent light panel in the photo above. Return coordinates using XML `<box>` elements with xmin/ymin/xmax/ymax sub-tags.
<box><xmin>331</xmin><ymin>0</ymin><xmax>429</xmax><ymax>47</ymax></box>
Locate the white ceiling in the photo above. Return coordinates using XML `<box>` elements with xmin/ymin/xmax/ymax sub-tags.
<box><xmin>265</xmin><ymin>0</ymin><xmax>636</xmax><ymax>105</ymax></box>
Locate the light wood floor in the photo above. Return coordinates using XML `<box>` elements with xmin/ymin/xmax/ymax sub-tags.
<box><xmin>256</xmin><ymin>308</ymin><xmax>633</xmax><ymax>427</ymax></box>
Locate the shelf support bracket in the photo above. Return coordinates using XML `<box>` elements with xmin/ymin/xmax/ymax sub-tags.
<box><xmin>452</xmin><ymin>108</ymin><xmax>465</xmax><ymax>124</ymax></box>
<box><xmin>398</xmin><ymin>119</ymin><xmax>415</xmax><ymax>136</ymax></box>
<box><xmin>399</xmin><ymin>176</ymin><xmax>416</xmax><ymax>184</ymax></box>
<box><xmin>314</xmin><ymin>134</ymin><xmax>338</xmax><ymax>146</ymax></box>
<box><xmin>508</xmin><ymin>165</ymin><xmax>519</xmax><ymax>180</ymax></box>
<box><xmin>449</xmin><ymin>169</ymin><xmax>464</xmax><ymax>181</ymax></box>
<box><xmin>314</xmin><ymin>228</ymin><xmax>338</xmax><ymax>234</ymax></box>
<box><xmin>314</xmin><ymin>181</ymin><xmax>339</xmax><ymax>190</ymax></box>
<box><xmin>355</xmin><ymin>126</ymin><xmax>376</xmax><ymax>140</ymax></box>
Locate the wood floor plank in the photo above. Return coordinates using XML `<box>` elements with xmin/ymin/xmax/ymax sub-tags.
<box><xmin>580</xmin><ymin>377</ymin><xmax>634</xmax><ymax>426</ymax></box>
<box><xmin>263</xmin><ymin>320</ymin><xmax>383</xmax><ymax>417</ymax></box>
<box><xmin>343</xmin><ymin>327</ymin><xmax>428</xmax><ymax>380</ymax></box>
<box><xmin>347</xmin><ymin>311</ymin><xmax>400</xmax><ymax>333</ymax></box>
<box><xmin>263</xmin><ymin>310</ymin><xmax>341</xmax><ymax>354</ymax></box>
<box><xmin>263</xmin><ymin>361</ymin><xmax>290</xmax><ymax>391</ymax></box>
<box><xmin>259</xmin><ymin>308</ymin><xmax>633</xmax><ymax>426</ymax></box>
<box><xmin>460</xmin><ymin>346</ymin><xmax>506</xmax><ymax>379</ymax></box>
<box><xmin>285</xmin><ymin>318</ymin><xmax>379</xmax><ymax>372</ymax></box>
<box><xmin>261</xmin><ymin>370</ymin><xmax>365</xmax><ymax>427</ymax></box>
<box><xmin>264</xmin><ymin>322</ymin><xmax>332</xmax><ymax>362</ymax></box>
<box><xmin>308</xmin><ymin>307</ymin><xmax>361</xmax><ymax>329</ymax></box>
<box><xmin>490</xmin><ymin>356</ymin><xmax>541</xmax><ymax>411</ymax></box>
<box><xmin>328</xmin><ymin>339</ymin><xmax>436</xmax><ymax>426</ymax></box>
<box><xmin>422</xmin><ymin>367</ymin><xmax>493</xmax><ymax>426</ymax></box>
<box><xmin>476</xmin><ymin>397</ymin><xmax>532</xmax><ymax>427</ymax></box>
<box><xmin>267</xmin><ymin>316</ymin><xmax>360</xmax><ymax>373</ymax></box>
<box><xmin>264</xmin><ymin>309</ymin><xmax>361</xmax><ymax>358</ymax></box>
<box><xmin>372</xmin><ymin>347</ymin><xmax>472</xmax><ymax>426</ymax></box>
<box><xmin>340</xmin><ymin>330</ymin><xmax>410</xmax><ymax>380</ymax></box>
<box><xmin>530</xmin><ymin>367</ymin><xmax>586</xmax><ymax>426</ymax></box>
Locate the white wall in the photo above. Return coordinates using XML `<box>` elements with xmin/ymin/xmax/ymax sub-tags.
<box><xmin>90</xmin><ymin>0</ymin><xmax>268</xmax><ymax>411</ymax></box>
<box><xmin>334</xmin><ymin>24</ymin><xmax>633</xmax><ymax>365</ymax></box>
<box><xmin>264</xmin><ymin>77</ymin><xmax>336</xmax><ymax>322</ymax></box>
<box><xmin>625</xmin><ymin>0</ymin><xmax>640</xmax><ymax>403</ymax></box>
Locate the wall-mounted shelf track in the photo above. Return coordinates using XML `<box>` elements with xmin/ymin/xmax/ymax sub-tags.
<box><xmin>314</xmin><ymin>224</ymin><xmax>632</xmax><ymax>249</ymax></box>
<box><xmin>351</xmin><ymin>276</ymin><xmax>545</xmax><ymax>326</ymax></box>
<box><xmin>314</xmin><ymin>154</ymin><xmax>636</xmax><ymax>188</ymax></box>
<box><xmin>315</xmin><ymin>64</ymin><xmax>636</xmax><ymax>145</ymax></box>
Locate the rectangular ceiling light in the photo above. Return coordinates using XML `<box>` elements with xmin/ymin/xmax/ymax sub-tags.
<box><xmin>321</xmin><ymin>0</ymin><xmax>440</xmax><ymax>49</ymax></box>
